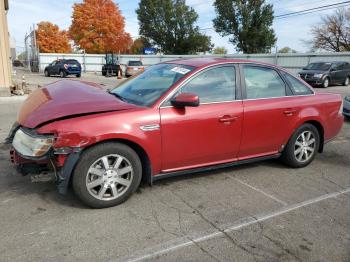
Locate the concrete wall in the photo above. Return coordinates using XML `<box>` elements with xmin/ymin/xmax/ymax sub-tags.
<box><xmin>0</xmin><ymin>0</ymin><xmax>11</xmax><ymax>96</ymax></box>
<box><xmin>39</xmin><ymin>52</ymin><xmax>350</xmax><ymax>75</ymax></box>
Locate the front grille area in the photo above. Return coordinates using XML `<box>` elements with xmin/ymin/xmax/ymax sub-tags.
<box><xmin>300</xmin><ymin>73</ymin><xmax>313</xmax><ymax>79</ymax></box>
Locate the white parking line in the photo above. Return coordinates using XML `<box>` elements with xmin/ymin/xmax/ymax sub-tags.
<box><xmin>122</xmin><ymin>188</ymin><xmax>350</xmax><ymax>262</ymax></box>
<box><xmin>228</xmin><ymin>176</ymin><xmax>288</xmax><ymax>206</ymax></box>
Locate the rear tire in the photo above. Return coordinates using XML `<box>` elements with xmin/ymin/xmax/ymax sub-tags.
<box><xmin>281</xmin><ymin>124</ymin><xmax>320</xmax><ymax>168</ymax></box>
<box><xmin>322</xmin><ymin>77</ymin><xmax>329</xmax><ymax>88</ymax></box>
<box><xmin>60</xmin><ymin>70</ymin><xmax>66</xmax><ymax>78</ymax></box>
<box><xmin>343</xmin><ymin>76</ymin><xmax>349</xmax><ymax>86</ymax></box>
<box><xmin>72</xmin><ymin>142</ymin><xmax>142</xmax><ymax>208</ymax></box>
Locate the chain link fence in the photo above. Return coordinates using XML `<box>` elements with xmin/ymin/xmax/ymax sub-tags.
<box><xmin>23</xmin><ymin>24</ymin><xmax>39</xmax><ymax>72</ymax></box>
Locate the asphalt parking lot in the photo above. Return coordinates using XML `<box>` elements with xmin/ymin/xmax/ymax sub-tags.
<box><xmin>0</xmin><ymin>73</ymin><xmax>349</xmax><ymax>262</ymax></box>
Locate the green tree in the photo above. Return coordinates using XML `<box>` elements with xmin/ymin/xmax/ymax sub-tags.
<box><xmin>213</xmin><ymin>46</ymin><xmax>228</xmax><ymax>54</ymax></box>
<box><xmin>213</xmin><ymin>0</ymin><xmax>276</xmax><ymax>53</ymax></box>
<box><xmin>278</xmin><ymin>46</ymin><xmax>297</xmax><ymax>53</ymax></box>
<box><xmin>136</xmin><ymin>0</ymin><xmax>212</xmax><ymax>54</ymax></box>
<box><xmin>130</xmin><ymin>37</ymin><xmax>152</xmax><ymax>54</ymax></box>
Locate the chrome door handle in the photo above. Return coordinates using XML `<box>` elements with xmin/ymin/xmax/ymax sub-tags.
<box><xmin>283</xmin><ymin>109</ymin><xmax>297</xmax><ymax>116</ymax></box>
<box><xmin>219</xmin><ymin>115</ymin><xmax>238</xmax><ymax>123</ymax></box>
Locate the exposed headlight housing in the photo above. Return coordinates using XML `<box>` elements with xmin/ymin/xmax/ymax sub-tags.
<box><xmin>314</xmin><ymin>73</ymin><xmax>323</xmax><ymax>78</ymax></box>
<box><xmin>12</xmin><ymin>129</ymin><xmax>54</xmax><ymax>157</ymax></box>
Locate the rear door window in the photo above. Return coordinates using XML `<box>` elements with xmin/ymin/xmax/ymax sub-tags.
<box><xmin>243</xmin><ymin>65</ymin><xmax>286</xmax><ymax>99</ymax></box>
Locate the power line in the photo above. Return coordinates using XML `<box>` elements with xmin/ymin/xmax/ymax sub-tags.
<box><xmin>198</xmin><ymin>1</ymin><xmax>350</xmax><ymax>31</ymax></box>
<box><xmin>273</xmin><ymin>0</ymin><xmax>323</xmax><ymax>12</ymax></box>
<box><xmin>275</xmin><ymin>1</ymin><xmax>350</xmax><ymax>18</ymax></box>
<box><xmin>276</xmin><ymin>3</ymin><xmax>350</xmax><ymax>19</ymax></box>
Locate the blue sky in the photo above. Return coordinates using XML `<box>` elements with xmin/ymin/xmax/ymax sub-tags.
<box><xmin>8</xmin><ymin>0</ymin><xmax>343</xmax><ymax>53</ymax></box>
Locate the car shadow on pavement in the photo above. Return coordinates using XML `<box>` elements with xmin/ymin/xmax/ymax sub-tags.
<box><xmin>153</xmin><ymin>159</ymin><xmax>284</xmax><ymax>187</ymax></box>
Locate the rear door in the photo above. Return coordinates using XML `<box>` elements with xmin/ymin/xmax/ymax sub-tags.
<box><xmin>159</xmin><ymin>65</ymin><xmax>243</xmax><ymax>172</ymax></box>
<box><xmin>330</xmin><ymin>63</ymin><xmax>343</xmax><ymax>84</ymax></box>
<box><xmin>238</xmin><ymin>64</ymin><xmax>299</xmax><ymax>159</ymax></box>
<box><xmin>338</xmin><ymin>62</ymin><xmax>349</xmax><ymax>83</ymax></box>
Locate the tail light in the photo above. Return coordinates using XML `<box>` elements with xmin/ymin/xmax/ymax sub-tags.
<box><xmin>63</xmin><ymin>64</ymin><xmax>68</xmax><ymax>69</ymax></box>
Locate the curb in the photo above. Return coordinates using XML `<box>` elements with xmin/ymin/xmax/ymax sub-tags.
<box><xmin>0</xmin><ymin>95</ymin><xmax>28</xmax><ymax>103</ymax></box>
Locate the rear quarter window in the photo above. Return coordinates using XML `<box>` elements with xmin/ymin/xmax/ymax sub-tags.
<box><xmin>283</xmin><ymin>72</ymin><xmax>313</xmax><ymax>95</ymax></box>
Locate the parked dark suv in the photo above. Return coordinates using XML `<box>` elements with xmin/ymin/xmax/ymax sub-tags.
<box><xmin>44</xmin><ymin>59</ymin><xmax>82</xmax><ymax>78</ymax></box>
<box><xmin>298</xmin><ymin>62</ymin><xmax>350</xmax><ymax>88</ymax></box>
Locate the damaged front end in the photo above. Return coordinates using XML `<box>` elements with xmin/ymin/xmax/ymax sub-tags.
<box><xmin>7</xmin><ymin>123</ymin><xmax>82</xmax><ymax>194</ymax></box>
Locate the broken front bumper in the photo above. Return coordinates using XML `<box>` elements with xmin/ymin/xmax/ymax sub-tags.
<box><xmin>10</xmin><ymin>148</ymin><xmax>81</xmax><ymax>194</ymax></box>
<box><xmin>7</xmin><ymin>125</ymin><xmax>81</xmax><ymax>194</ymax></box>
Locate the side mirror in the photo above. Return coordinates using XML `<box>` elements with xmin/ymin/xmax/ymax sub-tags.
<box><xmin>330</xmin><ymin>68</ymin><xmax>336</xmax><ymax>72</ymax></box>
<box><xmin>171</xmin><ymin>92</ymin><xmax>199</xmax><ymax>108</ymax></box>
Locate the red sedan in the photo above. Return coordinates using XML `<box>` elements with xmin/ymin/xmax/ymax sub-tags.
<box><xmin>7</xmin><ymin>58</ymin><xmax>344</xmax><ymax>208</ymax></box>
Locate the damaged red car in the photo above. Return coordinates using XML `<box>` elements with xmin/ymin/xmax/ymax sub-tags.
<box><xmin>7</xmin><ymin>58</ymin><xmax>344</xmax><ymax>208</ymax></box>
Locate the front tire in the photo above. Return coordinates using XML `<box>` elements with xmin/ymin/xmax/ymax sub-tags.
<box><xmin>76</xmin><ymin>73</ymin><xmax>81</xmax><ymax>78</ymax></box>
<box><xmin>59</xmin><ymin>70</ymin><xmax>66</xmax><ymax>78</ymax></box>
<box><xmin>322</xmin><ymin>77</ymin><xmax>329</xmax><ymax>88</ymax></box>
<box><xmin>72</xmin><ymin>142</ymin><xmax>142</xmax><ymax>208</ymax></box>
<box><xmin>281</xmin><ymin>124</ymin><xmax>320</xmax><ymax>168</ymax></box>
<box><xmin>44</xmin><ymin>70</ymin><xmax>50</xmax><ymax>77</ymax></box>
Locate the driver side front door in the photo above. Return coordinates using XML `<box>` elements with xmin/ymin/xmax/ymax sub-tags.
<box><xmin>159</xmin><ymin>65</ymin><xmax>243</xmax><ymax>173</ymax></box>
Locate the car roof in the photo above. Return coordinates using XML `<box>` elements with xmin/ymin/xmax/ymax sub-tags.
<box><xmin>165</xmin><ymin>57</ymin><xmax>275</xmax><ymax>68</ymax></box>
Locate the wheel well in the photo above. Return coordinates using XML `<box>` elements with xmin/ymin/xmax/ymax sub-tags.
<box><xmin>305</xmin><ymin>120</ymin><xmax>324</xmax><ymax>153</ymax></box>
<box><xmin>81</xmin><ymin>139</ymin><xmax>152</xmax><ymax>185</ymax></box>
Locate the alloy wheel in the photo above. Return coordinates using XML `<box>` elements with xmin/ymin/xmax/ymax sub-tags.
<box><xmin>294</xmin><ymin>131</ymin><xmax>316</xmax><ymax>163</ymax></box>
<box><xmin>86</xmin><ymin>154</ymin><xmax>134</xmax><ymax>201</ymax></box>
<box><xmin>323</xmin><ymin>78</ymin><xmax>329</xmax><ymax>88</ymax></box>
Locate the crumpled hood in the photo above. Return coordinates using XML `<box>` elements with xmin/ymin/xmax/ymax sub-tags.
<box><xmin>18</xmin><ymin>80</ymin><xmax>137</xmax><ymax>128</ymax></box>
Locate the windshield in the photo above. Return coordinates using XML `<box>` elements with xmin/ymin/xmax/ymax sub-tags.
<box><xmin>304</xmin><ymin>62</ymin><xmax>331</xmax><ymax>71</ymax></box>
<box><xmin>110</xmin><ymin>63</ymin><xmax>195</xmax><ymax>106</ymax></box>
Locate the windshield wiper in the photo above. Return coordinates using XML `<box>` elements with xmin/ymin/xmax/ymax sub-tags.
<box><xmin>107</xmin><ymin>90</ymin><xmax>128</xmax><ymax>103</ymax></box>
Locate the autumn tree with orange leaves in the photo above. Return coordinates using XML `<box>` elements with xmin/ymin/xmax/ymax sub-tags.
<box><xmin>69</xmin><ymin>0</ymin><xmax>132</xmax><ymax>54</ymax></box>
<box><xmin>36</xmin><ymin>22</ymin><xmax>71</xmax><ymax>53</ymax></box>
